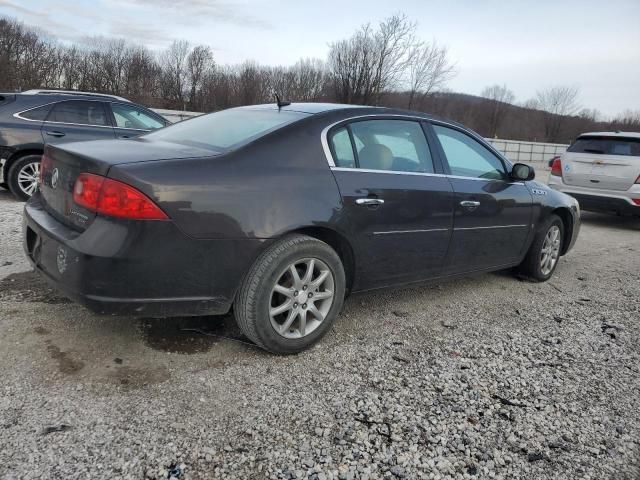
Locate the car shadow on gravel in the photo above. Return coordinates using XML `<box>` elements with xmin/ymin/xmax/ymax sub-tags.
<box><xmin>0</xmin><ymin>188</ymin><xmax>19</xmax><ymax>202</ymax></box>
<box><xmin>136</xmin><ymin>315</ymin><xmax>249</xmax><ymax>354</ymax></box>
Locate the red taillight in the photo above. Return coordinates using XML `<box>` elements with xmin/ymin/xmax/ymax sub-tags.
<box><xmin>73</xmin><ymin>173</ymin><xmax>168</xmax><ymax>220</ymax></box>
<box><xmin>550</xmin><ymin>157</ymin><xmax>562</xmax><ymax>176</ymax></box>
<box><xmin>632</xmin><ymin>199</ymin><xmax>640</xmax><ymax>206</ymax></box>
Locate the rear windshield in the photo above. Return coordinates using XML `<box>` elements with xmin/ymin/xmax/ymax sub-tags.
<box><xmin>568</xmin><ymin>136</ymin><xmax>640</xmax><ymax>157</ymax></box>
<box><xmin>143</xmin><ymin>108</ymin><xmax>308</xmax><ymax>151</ymax></box>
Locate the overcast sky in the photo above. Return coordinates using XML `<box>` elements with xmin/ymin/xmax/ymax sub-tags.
<box><xmin>2</xmin><ymin>0</ymin><xmax>639</xmax><ymax>117</ymax></box>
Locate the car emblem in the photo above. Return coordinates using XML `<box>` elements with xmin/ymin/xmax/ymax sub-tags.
<box><xmin>51</xmin><ymin>168</ymin><xmax>59</xmax><ymax>189</ymax></box>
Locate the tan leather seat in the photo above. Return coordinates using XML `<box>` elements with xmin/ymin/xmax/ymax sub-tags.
<box><xmin>359</xmin><ymin>144</ymin><xmax>393</xmax><ymax>170</ymax></box>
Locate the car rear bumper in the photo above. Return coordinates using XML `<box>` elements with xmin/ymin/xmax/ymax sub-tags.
<box><xmin>548</xmin><ymin>177</ymin><xmax>640</xmax><ymax>215</ymax></box>
<box><xmin>23</xmin><ymin>194</ymin><xmax>268</xmax><ymax>317</ymax></box>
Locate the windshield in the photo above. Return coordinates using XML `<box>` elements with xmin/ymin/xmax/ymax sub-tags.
<box><xmin>568</xmin><ymin>136</ymin><xmax>640</xmax><ymax>156</ymax></box>
<box><xmin>143</xmin><ymin>108</ymin><xmax>309</xmax><ymax>151</ymax></box>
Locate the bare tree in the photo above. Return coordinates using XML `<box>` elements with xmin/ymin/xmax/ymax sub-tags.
<box><xmin>328</xmin><ymin>14</ymin><xmax>415</xmax><ymax>105</ymax></box>
<box><xmin>612</xmin><ymin>109</ymin><xmax>640</xmax><ymax>129</ymax></box>
<box><xmin>535</xmin><ymin>86</ymin><xmax>580</xmax><ymax>142</ymax></box>
<box><xmin>370</xmin><ymin>14</ymin><xmax>415</xmax><ymax>103</ymax></box>
<box><xmin>160</xmin><ymin>40</ymin><xmax>190</xmax><ymax>109</ymax></box>
<box><xmin>481</xmin><ymin>84</ymin><xmax>515</xmax><ymax>137</ymax></box>
<box><xmin>406</xmin><ymin>41</ymin><xmax>455</xmax><ymax>109</ymax></box>
<box><xmin>187</xmin><ymin>45</ymin><xmax>214</xmax><ymax>110</ymax></box>
<box><xmin>288</xmin><ymin>58</ymin><xmax>326</xmax><ymax>101</ymax></box>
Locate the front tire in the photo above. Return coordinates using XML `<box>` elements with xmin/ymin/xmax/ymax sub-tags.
<box><xmin>517</xmin><ymin>214</ymin><xmax>564</xmax><ymax>282</ymax></box>
<box><xmin>234</xmin><ymin>235</ymin><xmax>346</xmax><ymax>354</ymax></box>
<box><xmin>7</xmin><ymin>154</ymin><xmax>42</xmax><ymax>201</ymax></box>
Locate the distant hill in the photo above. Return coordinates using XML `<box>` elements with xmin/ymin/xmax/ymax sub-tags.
<box><xmin>377</xmin><ymin>91</ymin><xmax>638</xmax><ymax>144</ymax></box>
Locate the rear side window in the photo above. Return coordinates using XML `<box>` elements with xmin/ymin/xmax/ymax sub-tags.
<box><xmin>344</xmin><ymin>120</ymin><xmax>435</xmax><ymax>173</ymax></box>
<box><xmin>47</xmin><ymin>101</ymin><xmax>109</xmax><ymax>126</ymax></box>
<box><xmin>433</xmin><ymin>125</ymin><xmax>506</xmax><ymax>179</ymax></box>
<box><xmin>568</xmin><ymin>137</ymin><xmax>640</xmax><ymax>156</ymax></box>
<box><xmin>19</xmin><ymin>104</ymin><xmax>52</xmax><ymax>121</ymax></box>
<box><xmin>111</xmin><ymin>103</ymin><xmax>165</xmax><ymax>130</ymax></box>
<box><xmin>144</xmin><ymin>108</ymin><xmax>308</xmax><ymax>150</ymax></box>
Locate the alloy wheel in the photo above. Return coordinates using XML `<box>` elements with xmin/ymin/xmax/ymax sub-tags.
<box><xmin>17</xmin><ymin>161</ymin><xmax>40</xmax><ymax>197</ymax></box>
<box><xmin>540</xmin><ymin>225</ymin><xmax>561</xmax><ymax>276</ymax></box>
<box><xmin>269</xmin><ymin>258</ymin><xmax>335</xmax><ymax>339</ymax></box>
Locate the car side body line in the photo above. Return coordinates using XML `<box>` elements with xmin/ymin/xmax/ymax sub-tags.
<box><xmin>372</xmin><ymin>228</ymin><xmax>450</xmax><ymax>235</ymax></box>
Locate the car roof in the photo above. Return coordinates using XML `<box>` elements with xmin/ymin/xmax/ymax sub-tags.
<box><xmin>236</xmin><ymin>102</ymin><xmax>457</xmax><ymax>124</ymax></box>
<box><xmin>578</xmin><ymin>131</ymin><xmax>640</xmax><ymax>139</ymax></box>
<box><xmin>236</xmin><ymin>102</ymin><xmax>375</xmax><ymax>114</ymax></box>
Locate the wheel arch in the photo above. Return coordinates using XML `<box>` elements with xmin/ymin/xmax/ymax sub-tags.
<box><xmin>552</xmin><ymin>207</ymin><xmax>574</xmax><ymax>255</ymax></box>
<box><xmin>4</xmin><ymin>148</ymin><xmax>44</xmax><ymax>177</ymax></box>
<box><xmin>288</xmin><ymin>226</ymin><xmax>356</xmax><ymax>295</ymax></box>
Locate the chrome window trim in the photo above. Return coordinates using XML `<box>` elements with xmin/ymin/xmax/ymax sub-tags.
<box><xmin>321</xmin><ymin>114</ymin><xmax>516</xmax><ymax>182</ymax></box>
<box><xmin>330</xmin><ymin>166</ymin><xmax>524</xmax><ymax>184</ymax></box>
<box><xmin>331</xmin><ymin>166</ymin><xmax>445</xmax><ymax>178</ymax></box>
<box><xmin>14</xmin><ymin>99</ymin><xmax>112</xmax><ymax>128</ymax></box>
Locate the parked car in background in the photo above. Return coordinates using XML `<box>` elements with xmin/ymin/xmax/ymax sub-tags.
<box><xmin>548</xmin><ymin>132</ymin><xmax>640</xmax><ymax>216</ymax></box>
<box><xmin>23</xmin><ymin>103</ymin><xmax>580</xmax><ymax>354</ymax></box>
<box><xmin>0</xmin><ymin>89</ymin><xmax>169</xmax><ymax>200</ymax></box>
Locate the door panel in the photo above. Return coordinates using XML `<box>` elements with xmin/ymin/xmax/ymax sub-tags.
<box><xmin>429</xmin><ymin>123</ymin><xmax>533</xmax><ymax>273</ymax></box>
<box><xmin>444</xmin><ymin>178</ymin><xmax>532</xmax><ymax>272</ymax></box>
<box><xmin>333</xmin><ymin>169</ymin><xmax>454</xmax><ymax>289</ymax></box>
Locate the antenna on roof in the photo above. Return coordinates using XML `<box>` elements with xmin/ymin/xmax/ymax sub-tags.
<box><xmin>274</xmin><ymin>92</ymin><xmax>290</xmax><ymax>109</ymax></box>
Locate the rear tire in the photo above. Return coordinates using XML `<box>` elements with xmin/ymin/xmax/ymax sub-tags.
<box><xmin>7</xmin><ymin>154</ymin><xmax>42</xmax><ymax>201</ymax></box>
<box><xmin>234</xmin><ymin>234</ymin><xmax>346</xmax><ymax>354</ymax></box>
<box><xmin>517</xmin><ymin>214</ymin><xmax>564</xmax><ymax>282</ymax></box>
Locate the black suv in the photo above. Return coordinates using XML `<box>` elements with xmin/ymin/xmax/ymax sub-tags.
<box><xmin>0</xmin><ymin>90</ymin><xmax>169</xmax><ymax>200</ymax></box>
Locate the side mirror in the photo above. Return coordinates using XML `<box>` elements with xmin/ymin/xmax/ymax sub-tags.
<box><xmin>511</xmin><ymin>163</ymin><xmax>535</xmax><ymax>181</ymax></box>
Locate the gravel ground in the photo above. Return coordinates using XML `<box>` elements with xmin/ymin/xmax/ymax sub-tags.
<box><xmin>0</xmin><ymin>186</ymin><xmax>638</xmax><ymax>480</ymax></box>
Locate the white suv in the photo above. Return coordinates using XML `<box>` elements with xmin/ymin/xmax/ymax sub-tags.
<box><xmin>548</xmin><ymin>131</ymin><xmax>640</xmax><ymax>216</ymax></box>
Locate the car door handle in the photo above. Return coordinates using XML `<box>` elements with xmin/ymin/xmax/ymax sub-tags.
<box><xmin>356</xmin><ymin>198</ymin><xmax>385</xmax><ymax>206</ymax></box>
<box><xmin>45</xmin><ymin>131</ymin><xmax>65</xmax><ymax>137</ymax></box>
<box><xmin>460</xmin><ymin>200</ymin><xmax>480</xmax><ymax>208</ymax></box>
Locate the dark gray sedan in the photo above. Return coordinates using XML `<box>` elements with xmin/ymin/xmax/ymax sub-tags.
<box><xmin>23</xmin><ymin>103</ymin><xmax>580</xmax><ymax>353</ymax></box>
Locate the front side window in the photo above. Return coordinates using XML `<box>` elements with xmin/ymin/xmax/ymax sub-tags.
<box><xmin>340</xmin><ymin>120</ymin><xmax>434</xmax><ymax>173</ymax></box>
<box><xmin>111</xmin><ymin>103</ymin><xmax>165</xmax><ymax>130</ymax></box>
<box><xmin>144</xmin><ymin>108</ymin><xmax>308</xmax><ymax>151</ymax></box>
<box><xmin>433</xmin><ymin>125</ymin><xmax>506</xmax><ymax>179</ymax></box>
<box><xmin>47</xmin><ymin>101</ymin><xmax>109</xmax><ymax>126</ymax></box>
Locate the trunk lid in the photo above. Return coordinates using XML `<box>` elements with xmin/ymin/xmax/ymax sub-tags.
<box><xmin>39</xmin><ymin>138</ymin><xmax>218</xmax><ymax>231</ymax></box>
<box><xmin>561</xmin><ymin>136</ymin><xmax>640</xmax><ymax>191</ymax></box>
